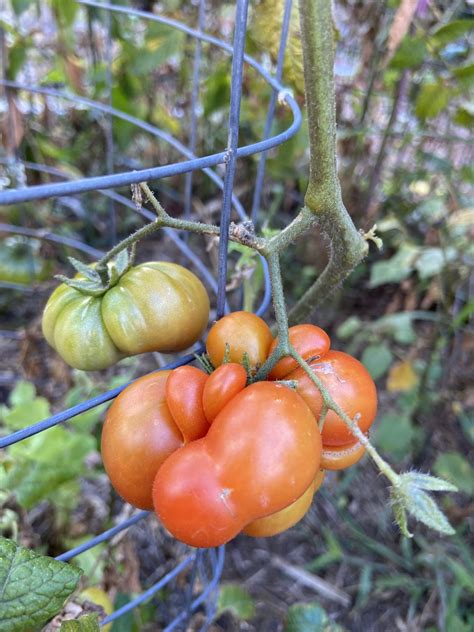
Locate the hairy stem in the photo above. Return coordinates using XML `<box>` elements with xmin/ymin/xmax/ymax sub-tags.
<box><xmin>288</xmin><ymin>0</ymin><xmax>368</xmax><ymax>324</ymax></box>
<box><xmin>291</xmin><ymin>349</ymin><xmax>399</xmax><ymax>484</ymax></box>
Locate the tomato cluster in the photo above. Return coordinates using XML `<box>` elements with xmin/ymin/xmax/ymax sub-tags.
<box><xmin>101</xmin><ymin>312</ymin><xmax>377</xmax><ymax>548</ymax></box>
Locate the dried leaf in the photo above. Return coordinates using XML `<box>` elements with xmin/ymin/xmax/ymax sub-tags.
<box><xmin>387</xmin><ymin>361</ymin><xmax>418</xmax><ymax>392</ymax></box>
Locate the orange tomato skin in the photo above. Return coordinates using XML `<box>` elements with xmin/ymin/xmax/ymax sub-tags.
<box><xmin>153</xmin><ymin>382</ymin><xmax>322</xmax><ymax>548</ymax></box>
<box><xmin>165</xmin><ymin>366</ymin><xmax>210</xmax><ymax>442</ymax></box>
<box><xmin>321</xmin><ymin>440</ymin><xmax>366</xmax><ymax>470</ymax></box>
<box><xmin>101</xmin><ymin>372</ymin><xmax>183</xmax><ymax>510</ymax></box>
<box><xmin>206</xmin><ymin>311</ymin><xmax>273</xmax><ymax>371</ymax></box>
<box><xmin>243</xmin><ymin>469</ymin><xmax>325</xmax><ymax>537</ymax></box>
<box><xmin>268</xmin><ymin>324</ymin><xmax>331</xmax><ymax>380</ymax></box>
<box><xmin>288</xmin><ymin>350</ymin><xmax>377</xmax><ymax>446</ymax></box>
<box><xmin>202</xmin><ymin>363</ymin><xmax>248</xmax><ymax>422</ymax></box>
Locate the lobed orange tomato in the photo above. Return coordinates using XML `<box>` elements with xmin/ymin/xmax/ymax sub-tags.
<box><xmin>268</xmin><ymin>324</ymin><xmax>331</xmax><ymax>380</ymax></box>
<box><xmin>321</xmin><ymin>439</ymin><xmax>366</xmax><ymax>471</ymax></box>
<box><xmin>165</xmin><ymin>366</ymin><xmax>210</xmax><ymax>441</ymax></box>
<box><xmin>287</xmin><ymin>350</ymin><xmax>377</xmax><ymax>446</ymax></box>
<box><xmin>202</xmin><ymin>362</ymin><xmax>248</xmax><ymax>422</ymax></box>
<box><xmin>153</xmin><ymin>382</ymin><xmax>322</xmax><ymax>548</ymax></box>
<box><xmin>206</xmin><ymin>311</ymin><xmax>273</xmax><ymax>372</ymax></box>
<box><xmin>243</xmin><ymin>469</ymin><xmax>325</xmax><ymax>537</ymax></box>
<box><xmin>101</xmin><ymin>372</ymin><xmax>183</xmax><ymax>510</ymax></box>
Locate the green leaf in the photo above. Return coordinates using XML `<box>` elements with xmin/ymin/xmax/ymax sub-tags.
<box><xmin>453</xmin><ymin>104</ymin><xmax>474</xmax><ymax>129</ymax></box>
<box><xmin>405</xmin><ymin>488</ymin><xmax>455</xmax><ymax>535</ymax></box>
<box><xmin>452</xmin><ymin>63</ymin><xmax>474</xmax><ymax>89</ymax></box>
<box><xmin>217</xmin><ymin>584</ymin><xmax>255</xmax><ymax>620</ymax></box>
<box><xmin>51</xmin><ymin>0</ymin><xmax>78</xmax><ymax>28</ymax></box>
<box><xmin>68</xmin><ymin>257</ymin><xmax>100</xmax><ymax>282</ymax></box>
<box><xmin>113</xmin><ymin>249</ymin><xmax>130</xmax><ymax>277</ymax></box>
<box><xmin>369</xmin><ymin>244</ymin><xmax>419</xmax><ymax>287</ymax></box>
<box><xmin>415</xmin><ymin>82</ymin><xmax>450</xmax><ymax>121</ymax></box>
<box><xmin>430</xmin><ymin>20</ymin><xmax>473</xmax><ymax>50</ymax></box>
<box><xmin>445</xmin><ymin>558</ymin><xmax>474</xmax><ymax>594</ymax></box>
<box><xmin>3</xmin><ymin>427</ymin><xmax>95</xmax><ymax>509</ymax></box>
<box><xmin>433</xmin><ymin>453</ymin><xmax>473</xmax><ymax>495</ymax></box>
<box><xmin>1</xmin><ymin>382</ymin><xmax>50</xmax><ymax>431</ymax></box>
<box><xmin>373</xmin><ymin>312</ymin><xmax>417</xmax><ymax>344</ymax></box>
<box><xmin>284</xmin><ymin>602</ymin><xmax>343</xmax><ymax>632</ymax></box>
<box><xmin>60</xmin><ymin>614</ymin><xmax>101</xmax><ymax>631</ymax></box>
<box><xmin>391</xmin><ymin>489</ymin><xmax>412</xmax><ymax>537</ymax></box>
<box><xmin>400</xmin><ymin>472</ymin><xmax>458</xmax><ymax>493</ymax></box>
<box><xmin>361</xmin><ymin>344</ymin><xmax>393</xmax><ymax>380</ymax></box>
<box><xmin>389</xmin><ymin>36</ymin><xmax>427</xmax><ymax>69</ymax></box>
<box><xmin>415</xmin><ymin>247</ymin><xmax>448</xmax><ymax>279</ymax></box>
<box><xmin>0</xmin><ymin>536</ymin><xmax>82</xmax><ymax>632</ymax></box>
<box><xmin>8</xmin><ymin>380</ymin><xmax>36</xmax><ymax>407</ymax></box>
<box><xmin>336</xmin><ymin>316</ymin><xmax>362</xmax><ymax>340</ymax></box>
<box><xmin>375</xmin><ymin>413</ymin><xmax>416</xmax><ymax>460</ymax></box>
<box><xmin>11</xmin><ymin>0</ymin><xmax>35</xmax><ymax>14</ymax></box>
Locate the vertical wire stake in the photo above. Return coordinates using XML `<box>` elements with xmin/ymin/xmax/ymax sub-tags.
<box><xmin>216</xmin><ymin>0</ymin><xmax>251</xmax><ymax>318</ymax></box>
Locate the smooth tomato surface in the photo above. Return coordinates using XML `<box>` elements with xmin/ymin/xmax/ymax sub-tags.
<box><xmin>165</xmin><ymin>366</ymin><xmax>210</xmax><ymax>441</ymax></box>
<box><xmin>202</xmin><ymin>362</ymin><xmax>247</xmax><ymax>422</ymax></box>
<box><xmin>321</xmin><ymin>440</ymin><xmax>366</xmax><ymax>471</ymax></box>
<box><xmin>43</xmin><ymin>261</ymin><xmax>210</xmax><ymax>371</ymax></box>
<box><xmin>101</xmin><ymin>371</ymin><xmax>183</xmax><ymax>510</ymax></box>
<box><xmin>243</xmin><ymin>469</ymin><xmax>325</xmax><ymax>537</ymax></box>
<box><xmin>268</xmin><ymin>324</ymin><xmax>331</xmax><ymax>380</ymax></box>
<box><xmin>206</xmin><ymin>311</ymin><xmax>273</xmax><ymax>372</ymax></box>
<box><xmin>153</xmin><ymin>382</ymin><xmax>322</xmax><ymax>547</ymax></box>
<box><xmin>288</xmin><ymin>350</ymin><xmax>377</xmax><ymax>446</ymax></box>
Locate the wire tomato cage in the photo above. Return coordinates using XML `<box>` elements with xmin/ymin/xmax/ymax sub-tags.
<box><xmin>0</xmin><ymin>0</ymin><xmax>301</xmax><ymax>628</ymax></box>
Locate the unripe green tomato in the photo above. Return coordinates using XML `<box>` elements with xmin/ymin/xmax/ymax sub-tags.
<box><xmin>42</xmin><ymin>261</ymin><xmax>210</xmax><ymax>371</ymax></box>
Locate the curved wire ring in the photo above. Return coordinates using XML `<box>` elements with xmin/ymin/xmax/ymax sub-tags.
<box><xmin>0</xmin><ymin>2</ymin><xmax>300</xmax><ymax>205</ymax></box>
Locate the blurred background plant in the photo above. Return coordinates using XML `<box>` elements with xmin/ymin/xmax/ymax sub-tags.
<box><xmin>0</xmin><ymin>0</ymin><xmax>472</xmax><ymax>630</ymax></box>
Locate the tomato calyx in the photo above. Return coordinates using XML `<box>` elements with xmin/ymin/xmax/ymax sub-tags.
<box><xmin>55</xmin><ymin>250</ymin><xmax>133</xmax><ymax>297</ymax></box>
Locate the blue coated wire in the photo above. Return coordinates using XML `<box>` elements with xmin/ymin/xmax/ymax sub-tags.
<box><xmin>216</xmin><ymin>0</ymin><xmax>250</xmax><ymax>318</ymax></box>
<box><xmin>0</xmin><ymin>348</ymin><xmax>202</xmax><ymax>448</ymax></box>
<box><xmin>55</xmin><ymin>511</ymin><xmax>150</xmax><ymax>562</ymax></box>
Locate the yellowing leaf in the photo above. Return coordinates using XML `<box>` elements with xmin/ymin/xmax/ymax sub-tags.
<box><xmin>387</xmin><ymin>361</ymin><xmax>418</xmax><ymax>392</ymax></box>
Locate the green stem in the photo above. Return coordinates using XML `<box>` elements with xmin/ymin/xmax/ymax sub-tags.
<box><xmin>288</xmin><ymin>0</ymin><xmax>368</xmax><ymax>324</ymax></box>
<box><xmin>291</xmin><ymin>349</ymin><xmax>399</xmax><ymax>485</ymax></box>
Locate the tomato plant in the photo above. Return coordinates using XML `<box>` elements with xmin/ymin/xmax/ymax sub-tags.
<box><xmin>206</xmin><ymin>311</ymin><xmax>273</xmax><ymax>371</ymax></box>
<box><xmin>101</xmin><ymin>371</ymin><xmax>183</xmax><ymax>510</ymax></box>
<box><xmin>202</xmin><ymin>362</ymin><xmax>248</xmax><ymax>422</ymax></box>
<box><xmin>287</xmin><ymin>350</ymin><xmax>377</xmax><ymax>446</ymax></box>
<box><xmin>153</xmin><ymin>381</ymin><xmax>322</xmax><ymax>547</ymax></box>
<box><xmin>243</xmin><ymin>469</ymin><xmax>325</xmax><ymax>538</ymax></box>
<box><xmin>268</xmin><ymin>324</ymin><xmax>331</xmax><ymax>380</ymax></box>
<box><xmin>42</xmin><ymin>261</ymin><xmax>210</xmax><ymax>371</ymax></box>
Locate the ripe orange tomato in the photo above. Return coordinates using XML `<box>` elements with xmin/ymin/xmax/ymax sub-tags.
<box><xmin>321</xmin><ymin>439</ymin><xmax>366</xmax><ymax>470</ymax></box>
<box><xmin>243</xmin><ymin>469</ymin><xmax>325</xmax><ymax>537</ymax></box>
<box><xmin>153</xmin><ymin>382</ymin><xmax>322</xmax><ymax>548</ymax></box>
<box><xmin>287</xmin><ymin>350</ymin><xmax>377</xmax><ymax>446</ymax></box>
<box><xmin>206</xmin><ymin>311</ymin><xmax>273</xmax><ymax>372</ymax></box>
<box><xmin>268</xmin><ymin>324</ymin><xmax>331</xmax><ymax>380</ymax></box>
<box><xmin>101</xmin><ymin>372</ymin><xmax>183</xmax><ymax>510</ymax></box>
<box><xmin>165</xmin><ymin>366</ymin><xmax>210</xmax><ymax>441</ymax></box>
<box><xmin>202</xmin><ymin>363</ymin><xmax>248</xmax><ymax>422</ymax></box>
